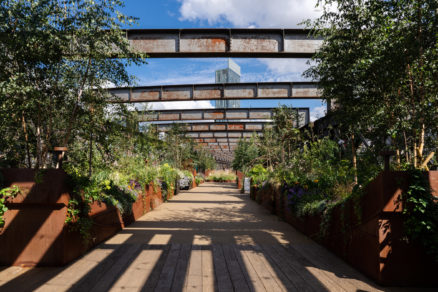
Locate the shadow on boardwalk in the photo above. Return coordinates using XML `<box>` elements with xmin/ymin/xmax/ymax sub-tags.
<box><xmin>0</xmin><ymin>183</ymin><xmax>433</xmax><ymax>292</ymax></box>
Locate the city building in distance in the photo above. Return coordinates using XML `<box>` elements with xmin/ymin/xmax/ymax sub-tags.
<box><xmin>215</xmin><ymin>59</ymin><xmax>241</xmax><ymax>109</ymax></box>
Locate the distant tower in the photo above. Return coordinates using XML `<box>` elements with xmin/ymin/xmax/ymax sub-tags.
<box><xmin>215</xmin><ymin>59</ymin><xmax>241</xmax><ymax>108</ymax></box>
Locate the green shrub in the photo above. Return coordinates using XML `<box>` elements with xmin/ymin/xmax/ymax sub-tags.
<box><xmin>159</xmin><ymin>163</ymin><xmax>179</xmax><ymax>201</ymax></box>
<box><xmin>0</xmin><ymin>185</ymin><xmax>20</xmax><ymax>228</ymax></box>
<box><xmin>248</xmin><ymin>164</ymin><xmax>269</xmax><ymax>187</ymax></box>
<box><xmin>402</xmin><ymin>169</ymin><xmax>438</xmax><ymax>262</ymax></box>
<box><xmin>195</xmin><ymin>173</ymin><xmax>205</xmax><ymax>185</ymax></box>
<box><xmin>206</xmin><ymin>171</ymin><xmax>236</xmax><ymax>182</ymax></box>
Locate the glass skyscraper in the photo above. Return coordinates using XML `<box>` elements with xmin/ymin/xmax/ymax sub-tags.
<box><xmin>215</xmin><ymin>59</ymin><xmax>241</xmax><ymax>108</ymax></box>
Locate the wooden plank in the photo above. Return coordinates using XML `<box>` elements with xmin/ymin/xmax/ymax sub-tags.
<box><xmin>155</xmin><ymin>243</ymin><xmax>182</xmax><ymax>292</ymax></box>
<box><xmin>36</xmin><ymin>248</ymin><xmax>114</xmax><ymax>291</ymax></box>
<box><xmin>201</xmin><ymin>247</ymin><xmax>214</xmax><ymax>292</ymax></box>
<box><xmin>221</xmin><ymin>244</ymin><xmax>251</xmax><ymax>292</ymax></box>
<box><xmin>0</xmin><ymin>267</ymin><xmax>61</xmax><ymax>292</ymax></box>
<box><xmin>185</xmin><ymin>246</ymin><xmax>203</xmax><ymax>292</ymax></box>
<box><xmin>171</xmin><ymin>244</ymin><xmax>191</xmax><ymax>292</ymax></box>
<box><xmin>142</xmin><ymin>244</ymin><xmax>172</xmax><ymax>291</ymax></box>
<box><xmin>270</xmin><ymin>243</ymin><xmax>330</xmax><ymax>291</ymax></box>
<box><xmin>283</xmin><ymin>244</ymin><xmax>350</xmax><ymax>291</ymax></box>
<box><xmin>288</xmin><ymin>243</ymin><xmax>377</xmax><ymax>291</ymax></box>
<box><xmin>250</xmin><ymin>245</ymin><xmax>290</xmax><ymax>292</ymax></box>
<box><xmin>259</xmin><ymin>244</ymin><xmax>312</xmax><ymax>291</ymax></box>
<box><xmin>233</xmin><ymin>245</ymin><xmax>268</xmax><ymax>292</ymax></box>
<box><xmin>212</xmin><ymin>244</ymin><xmax>233</xmax><ymax>292</ymax></box>
<box><xmin>109</xmin><ymin>244</ymin><xmax>168</xmax><ymax>291</ymax></box>
<box><xmin>0</xmin><ymin>267</ymin><xmax>28</xmax><ymax>286</ymax></box>
<box><xmin>86</xmin><ymin>243</ymin><xmax>143</xmax><ymax>291</ymax></box>
<box><xmin>241</xmin><ymin>245</ymin><xmax>286</xmax><ymax>291</ymax></box>
<box><xmin>272</xmin><ymin>244</ymin><xmax>344</xmax><ymax>292</ymax></box>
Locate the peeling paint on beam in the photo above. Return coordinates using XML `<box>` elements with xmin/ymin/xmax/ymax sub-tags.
<box><xmin>125</xmin><ymin>28</ymin><xmax>322</xmax><ymax>58</ymax></box>
<box><xmin>186</xmin><ymin>131</ymin><xmax>267</xmax><ymax>139</ymax></box>
<box><xmin>157</xmin><ymin>122</ymin><xmax>268</xmax><ymax>132</ymax></box>
<box><xmin>144</xmin><ymin>108</ymin><xmax>310</xmax><ymax>125</ymax></box>
<box><xmin>109</xmin><ymin>82</ymin><xmax>320</xmax><ymax>102</ymax></box>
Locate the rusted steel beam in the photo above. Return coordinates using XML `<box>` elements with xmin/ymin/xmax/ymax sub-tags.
<box><xmin>109</xmin><ymin>82</ymin><xmax>320</xmax><ymax>102</ymax></box>
<box><xmin>187</xmin><ymin>131</ymin><xmax>263</xmax><ymax>138</ymax></box>
<box><xmin>139</xmin><ymin>107</ymin><xmax>309</xmax><ymax>124</ymax></box>
<box><xmin>155</xmin><ymin>121</ymin><xmax>270</xmax><ymax>132</ymax></box>
<box><xmin>194</xmin><ymin>138</ymin><xmax>241</xmax><ymax>143</ymax></box>
<box><xmin>125</xmin><ymin>28</ymin><xmax>322</xmax><ymax>58</ymax></box>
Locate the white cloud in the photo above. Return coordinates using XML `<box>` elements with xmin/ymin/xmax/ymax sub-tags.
<box><xmin>179</xmin><ymin>0</ymin><xmax>322</xmax><ymax>28</ymax></box>
<box><xmin>138</xmin><ymin>75</ymin><xmax>213</xmax><ymax>86</ymax></box>
<box><xmin>255</xmin><ymin>59</ymin><xmax>313</xmax><ymax>81</ymax></box>
<box><xmin>259</xmin><ymin>59</ymin><xmax>312</xmax><ymax>75</ymax></box>
<box><xmin>310</xmin><ymin>105</ymin><xmax>326</xmax><ymax>122</ymax></box>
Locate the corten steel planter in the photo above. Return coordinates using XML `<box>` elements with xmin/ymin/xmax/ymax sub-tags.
<box><xmin>0</xmin><ymin>169</ymin><xmax>164</xmax><ymax>267</ymax></box>
<box><xmin>256</xmin><ymin>171</ymin><xmax>438</xmax><ymax>287</ymax></box>
<box><xmin>250</xmin><ymin>186</ymin><xmax>258</xmax><ymax>200</ymax></box>
<box><xmin>236</xmin><ymin>171</ymin><xmax>244</xmax><ymax>190</ymax></box>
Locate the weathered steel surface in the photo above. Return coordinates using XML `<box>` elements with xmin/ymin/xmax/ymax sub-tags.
<box><xmin>108</xmin><ymin>82</ymin><xmax>320</xmax><ymax>102</ymax></box>
<box><xmin>155</xmin><ymin>122</ymin><xmax>268</xmax><ymax>132</ymax></box>
<box><xmin>204</xmin><ymin>112</ymin><xmax>225</xmax><ymax>119</ymax></box>
<box><xmin>181</xmin><ymin>112</ymin><xmax>203</xmax><ymax>120</ymax></box>
<box><xmin>210</xmin><ymin>124</ymin><xmax>226</xmax><ymax>131</ymax></box>
<box><xmin>194</xmin><ymin>87</ymin><xmax>222</xmax><ymax>100</ymax></box>
<box><xmin>227</xmin><ymin>124</ymin><xmax>245</xmax><ymax>131</ymax></box>
<box><xmin>203</xmin><ymin>138</ymin><xmax>217</xmax><ymax>143</ymax></box>
<box><xmin>229</xmin><ymin>132</ymin><xmax>244</xmax><ymax>138</ymax></box>
<box><xmin>125</xmin><ymin>29</ymin><xmax>322</xmax><ymax>58</ymax></box>
<box><xmin>245</xmin><ymin>124</ymin><xmax>263</xmax><ymax>131</ymax></box>
<box><xmin>192</xmin><ymin>124</ymin><xmax>210</xmax><ymax>131</ymax></box>
<box><xmin>199</xmin><ymin>132</ymin><xmax>214</xmax><ymax>138</ymax></box>
<box><xmin>159</xmin><ymin>113</ymin><xmax>179</xmax><ymax>121</ymax></box>
<box><xmin>224</xmin><ymin>111</ymin><xmax>248</xmax><ymax>119</ymax></box>
<box><xmin>140</xmin><ymin>108</ymin><xmax>310</xmax><ymax>125</ymax></box>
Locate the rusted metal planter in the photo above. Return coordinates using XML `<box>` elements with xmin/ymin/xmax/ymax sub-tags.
<box><xmin>236</xmin><ymin>171</ymin><xmax>244</xmax><ymax>190</ymax></box>
<box><xmin>252</xmin><ymin>171</ymin><xmax>438</xmax><ymax>286</ymax></box>
<box><xmin>0</xmin><ymin>169</ymin><xmax>166</xmax><ymax>267</ymax></box>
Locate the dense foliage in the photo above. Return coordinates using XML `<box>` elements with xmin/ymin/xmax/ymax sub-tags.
<box><xmin>0</xmin><ymin>0</ymin><xmax>216</xmax><ymax>239</ymax></box>
<box><xmin>234</xmin><ymin>0</ymin><xmax>437</xmax><ymax>257</ymax></box>
<box><xmin>0</xmin><ymin>0</ymin><xmax>145</xmax><ymax>168</ymax></box>
<box><xmin>305</xmin><ymin>0</ymin><xmax>438</xmax><ymax>169</ymax></box>
<box><xmin>402</xmin><ymin>169</ymin><xmax>438</xmax><ymax>261</ymax></box>
<box><xmin>206</xmin><ymin>170</ymin><xmax>236</xmax><ymax>182</ymax></box>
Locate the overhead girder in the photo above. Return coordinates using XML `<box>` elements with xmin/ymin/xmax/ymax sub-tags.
<box><xmin>111</xmin><ymin>29</ymin><xmax>322</xmax><ymax>165</ymax></box>
<box><xmin>186</xmin><ymin>131</ymin><xmax>263</xmax><ymax>139</ymax></box>
<box><xmin>194</xmin><ymin>138</ymin><xmax>241</xmax><ymax>143</ymax></box>
<box><xmin>138</xmin><ymin>107</ymin><xmax>309</xmax><ymax>125</ymax></box>
<box><xmin>109</xmin><ymin>82</ymin><xmax>320</xmax><ymax>103</ymax></box>
<box><xmin>155</xmin><ymin>122</ymin><xmax>270</xmax><ymax>133</ymax></box>
<box><xmin>124</xmin><ymin>28</ymin><xmax>322</xmax><ymax>58</ymax></box>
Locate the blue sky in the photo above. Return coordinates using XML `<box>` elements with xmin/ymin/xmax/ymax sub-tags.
<box><xmin>119</xmin><ymin>0</ymin><xmax>326</xmax><ymax>120</ymax></box>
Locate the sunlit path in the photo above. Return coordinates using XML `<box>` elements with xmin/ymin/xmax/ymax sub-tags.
<box><xmin>0</xmin><ymin>183</ymin><xmax>427</xmax><ymax>291</ymax></box>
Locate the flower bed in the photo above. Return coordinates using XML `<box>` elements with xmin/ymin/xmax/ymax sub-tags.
<box><xmin>0</xmin><ymin>168</ymin><xmax>179</xmax><ymax>267</ymax></box>
<box><xmin>205</xmin><ymin>170</ymin><xmax>237</xmax><ymax>182</ymax></box>
<box><xmin>251</xmin><ymin>171</ymin><xmax>438</xmax><ymax>286</ymax></box>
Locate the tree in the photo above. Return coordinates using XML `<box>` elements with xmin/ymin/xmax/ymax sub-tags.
<box><xmin>305</xmin><ymin>0</ymin><xmax>438</xmax><ymax>169</ymax></box>
<box><xmin>0</xmin><ymin>0</ymin><xmax>146</xmax><ymax>168</ymax></box>
<box><xmin>232</xmin><ymin>136</ymin><xmax>258</xmax><ymax>172</ymax></box>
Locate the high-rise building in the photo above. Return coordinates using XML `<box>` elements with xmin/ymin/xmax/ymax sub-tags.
<box><xmin>215</xmin><ymin>59</ymin><xmax>241</xmax><ymax>108</ymax></box>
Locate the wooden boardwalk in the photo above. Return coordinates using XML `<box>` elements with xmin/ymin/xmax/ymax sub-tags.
<box><xmin>0</xmin><ymin>182</ymin><xmax>428</xmax><ymax>291</ymax></box>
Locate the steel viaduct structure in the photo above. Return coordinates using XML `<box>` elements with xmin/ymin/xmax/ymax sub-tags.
<box><xmin>111</xmin><ymin>29</ymin><xmax>322</xmax><ymax>165</ymax></box>
<box><xmin>109</xmin><ymin>82</ymin><xmax>320</xmax><ymax>102</ymax></box>
<box><xmin>123</xmin><ymin>28</ymin><xmax>322</xmax><ymax>58</ymax></box>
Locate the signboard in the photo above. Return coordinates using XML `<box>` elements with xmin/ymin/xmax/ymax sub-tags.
<box><xmin>244</xmin><ymin>177</ymin><xmax>251</xmax><ymax>194</ymax></box>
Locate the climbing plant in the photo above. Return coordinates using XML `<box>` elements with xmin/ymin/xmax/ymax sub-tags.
<box><xmin>402</xmin><ymin>169</ymin><xmax>438</xmax><ymax>261</ymax></box>
<box><xmin>0</xmin><ymin>185</ymin><xmax>20</xmax><ymax>228</ymax></box>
